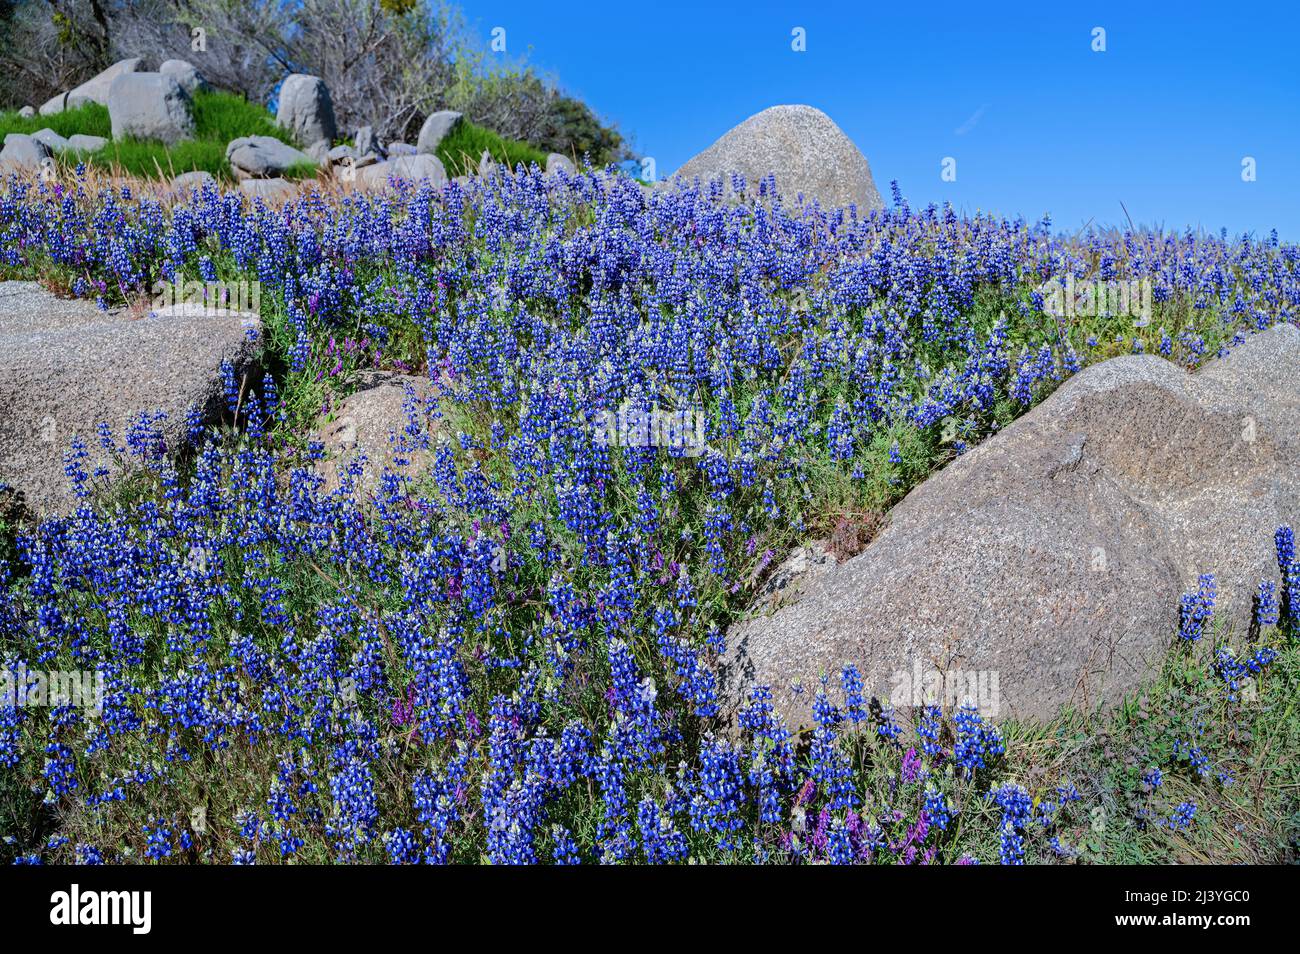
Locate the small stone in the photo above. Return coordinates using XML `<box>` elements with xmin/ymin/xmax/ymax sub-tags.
<box><xmin>546</xmin><ymin>153</ymin><xmax>577</xmax><ymax>176</ymax></box>
<box><xmin>239</xmin><ymin>177</ymin><xmax>298</xmax><ymax>203</ymax></box>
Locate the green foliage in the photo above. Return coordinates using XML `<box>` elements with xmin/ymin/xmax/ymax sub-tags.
<box><xmin>539</xmin><ymin>95</ymin><xmax>626</xmax><ymax>166</ymax></box>
<box><xmin>0</xmin><ymin>90</ymin><xmax>300</xmax><ymax>180</ymax></box>
<box><xmin>436</xmin><ymin>119</ymin><xmax>548</xmax><ymax>177</ymax></box>
<box><xmin>190</xmin><ymin>89</ymin><xmax>296</xmax><ymax>147</ymax></box>
<box><xmin>951</xmin><ymin>631</ymin><xmax>1300</xmax><ymax>864</ymax></box>
<box><xmin>0</xmin><ymin>100</ymin><xmax>110</xmax><ymax>139</ymax></box>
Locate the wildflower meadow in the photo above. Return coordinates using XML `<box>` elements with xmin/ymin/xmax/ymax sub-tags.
<box><xmin>0</xmin><ymin>164</ymin><xmax>1297</xmax><ymax>873</ymax></box>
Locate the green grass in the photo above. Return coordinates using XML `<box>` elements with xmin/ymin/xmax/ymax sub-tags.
<box><xmin>3</xmin><ymin>96</ymin><xmax>553</xmax><ymax>183</ymax></box>
<box><xmin>190</xmin><ymin>90</ymin><xmax>296</xmax><ymax>147</ymax></box>
<box><xmin>0</xmin><ymin>91</ymin><xmax>301</xmax><ymax>181</ymax></box>
<box><xmin>436</xmin><ymin>119</ymin><xmax>549</xmax><ymax>177</ymax></box>
<box><xmin>0</xmin><ymin>101</ymin><xmax>111</xmax><ymax>139</ymax></box>
<box><xmin>943</xmin><ymin>627</ymin><xmax>1300</xmax><ymax>864</ymax></box>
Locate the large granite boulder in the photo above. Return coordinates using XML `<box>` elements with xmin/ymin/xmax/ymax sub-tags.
<box><xmin>107</xmin><ymin>72</ymin><xmax>195</xmax><ymax>145</ymax></box>
<box><xmin>0</xmin><ymin>282</ymin><xmax>260</xmax><ymax>516</ymax></box>
<box><xmin>674</xmin><ymin>104</ymin><xmax>882</xmax><ymax>212</ymax></box>
<box><xmin>39</xmin><ymin>57</ymin><xmax>142</xmax><ymax>115</ymax></box>
<box><xmin>227</xmin><ymin>135</ymin><xmax>312</xmax><ymax>178</ymax></box>
<box><xmin>725</xmin><ymin>325</ymin><xmax>1300</xmax><ymax>727</ymax></box>
<box><xmin>312</xmin><ymin>371</ymin><xmax>439</xmax><ymax>493</ymax></box>
<box><xmin>276</xmin><ymin>74</ymin><xmax>336</xmax><ymax>147</ymax></box>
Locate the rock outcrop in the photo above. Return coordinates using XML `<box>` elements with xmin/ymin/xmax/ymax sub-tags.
<box><xmin>0</xmin><ymin>282</ymin><xmax>261</xmax><ymax>516</ymax></box>
<box><xmin>725</xmin><ymin>325</ymin><xmax>1300</xmax><ymax>727</ymax></box>
<box><xmin>40</xmin><ymin>57</ymin><xmax>142</xmax><ymax>115</ymax></box>
<box><xmin>239</xmin><ymin>178</ymin><xmax>298</xmax><ymax>203</ymax></box>
<box><xmin>357</xmin><ymin>153</ymin><xmax>447</xmax><ymax>189</ymax></box>
<box><xmin>227</xmin><ymin>135</ymin><xmax>312</xmax><ymax>178</ymax></box>
<box><xmin>312</xmin><ymin>371</ymin><xmax>439</xmax><ymax>493</ymax></box>
<box><xmin>674</xmin><ymin>104</ymin><xmax>883</xmax><ymax>212</ymax></box>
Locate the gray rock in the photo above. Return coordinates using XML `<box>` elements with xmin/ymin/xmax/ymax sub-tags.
<box><xmin>159</xmin><ymin>59</ymin><xmax>206</xmax><ymax>95</ymax></box>
<box><xmin>354</xmin><ymin>125</ymin><xmax>383</xmax><ymax>159</ymax></box>
<box><xmin>227</xmin><ymin>135</ymin><xmax>312</xmax><ymax>177</ymax></box>
<box><xmin>276</xmin><ymin>74</ymin><xmax>336</xmax><ymax>147</ymax></box>
<box><xmin>23</xmin><ymin>130</ymin><xmax>106</xmax><ymax>156</ymax></box>
<box><xmin>39</xmin><ymin>57</ymin><xmax>143</xmax><ymax>116</ymax></box>
<box><xmin>28</xmin><ymin>128</ymin><xmax>70</xmax><ymax>153</ymax></box>
<box><xmin>312</xmin><ymin>371</ymin><xmax>439</xmax><ymax>493</ymax></box>
<box><xmin>38</xmin><ymin>93</ymin><xmax>68</xmax><ymax>117</ymax></box>
<box><xmin>358</xmin><ymin>153</ymin><xmax>446</xmax><ymax>188</ymax></box>
<box><xmin>239</xmin><ymin>177</ymin><xmax>297</xmax><ymax>203</ymax></box>
<box><xmin>750</xmin><ymin>540</ymin><xmax>838</xmax><ymax>613</ymax></box>
<box><xmin>172</xmin><ymin>170</ymin><xmax>217</xmax><ymax>192</ymax></box>
<box><xmin>386</xmin><ymin>142</ymin><xmax>417</xmax><ymax>157</ymax></box>
<box><xmin>66</xmin><ymin>134</ymin><xmax>108</xmax><ymax>153</ymax></box>
<box><xmin>675</xmin><ymin>104</ymin><xmax>882</xmax><ymax>212</ymax></box>
<box><xmin>725</xmin><ymin>325</ymin><xmax>1300</xmax><ymax>728</ymax></box>
<box><xmin>477</xmin><ymin>149</ymin><xmax>497</xmax><ymax>180</ymax></box>
<box><xmin>546</xmin><ymin>153</ymin><xmax>577</xmax><ymax>176</ymax></box>
<box><xmin>108</xmin><ymin>72</ymin><xmax>195</xmax><ymax>145</ymax></box>
<box><xmin>304</xmin><ymin>139</ymin><xmax>331</xmax><ymax>165</ymax></box>
<box><xmin>0</xmin><ymin>281</ymin><xmax>260</xmax><ymax>516</ymax></box>
<box><xmin>0</xmin><ymin>133</ymin><xmax>51</xmax><ymax>172</ymax></box>
<box><xmin>69</xmin><ymin>57</ymin><xmax>143</xmax><ymax>109</ymax></box>
<box><xmin>17</xmin><ymin>106</ymin><xmax>34</xmax><ymax>118</ymax></box>
<box><xmin>327</xmin><ymin>144</ymin><xmax>356</xmax><ymax>163</ymax></box>
<box><xmin>416</xmin><ymin>110</ymin><xmax>462</xmax><ymax>155</ymax></box>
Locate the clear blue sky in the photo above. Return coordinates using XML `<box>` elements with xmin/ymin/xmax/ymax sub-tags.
<box><xmin>459</xmin><ymin>0</ymin><xmax>1300</xmax><ymax>238</ymax></box>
